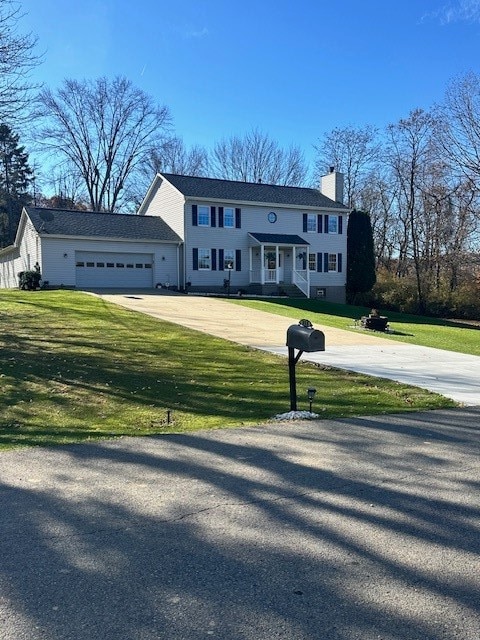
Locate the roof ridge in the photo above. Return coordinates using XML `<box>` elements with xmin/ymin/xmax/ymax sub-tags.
<box><xmin>161</xmin><ymin>173</ymin><xmax>316</xmax><ymax>191</ymax></box>
<box><xmin>28</xmin><ymin>206</ymin><xmax>139</xmax><ymax>217</ymax></box>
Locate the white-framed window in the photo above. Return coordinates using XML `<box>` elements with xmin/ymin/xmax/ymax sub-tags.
<box><xmin>306</xmin><ymin>213</ymin><xmax>317</xmax><ymax>232</ymax></box>
<box><xmin>198</xmin><ymin>249</ymin><xmax>211</xmax><ymax>270</ymax></box>
<box><xmin>198</xmin><ymin>205</ymin><xmax>210</xmax><ymax>226</ymax></box>
<box><xmin>223</xmin><ymin>249</ymin><xmax>235</xmax><ymax>270</ymax></box>
<box><xmin>224</xmin><ymin>207</ymin><xmax>234</xmax><ymax>228</ymax></box>
<box><xmin>328</xmin><ymin>253</ymin><xmax>337</xmax><ymax>272</ymax></box>
<box><xmin>308</xmin><ymin>253</ymin><xmax>317</xmax><ymax>271</ymax></box>
<box><xmin>328</xmin><ymin>215</ymin><xmax>338</xmax><ymax>234</ymax></box>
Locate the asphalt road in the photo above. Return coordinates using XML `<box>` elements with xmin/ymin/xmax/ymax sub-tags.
<box><xmin>1</xmin><ymin>408</ymin><xmax>479</xmax><ymax>639</ymax></box>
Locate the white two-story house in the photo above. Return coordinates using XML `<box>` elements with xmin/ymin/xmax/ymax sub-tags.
<box><xmin>138</xmin><ymin>170</ymin><xmax>350</xmax><ymax>301</ymax></box>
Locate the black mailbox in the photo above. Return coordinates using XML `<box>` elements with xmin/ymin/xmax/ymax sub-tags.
<box><xmin>286</xmin><ymin>322</ymin><xmax>325</xmax><ymax>352</ymax></box>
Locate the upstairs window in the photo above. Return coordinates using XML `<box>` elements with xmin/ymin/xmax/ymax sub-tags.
<box><xmin>198</xmin><ymin>205</ymin><xmax>210</xmax><ymax>226</ymax></box>
<box><xmin>328</xmin><ymin>215</ymin><xmax>338</xmax><ymax>234</ymax></box>
<box><xmin>306</xmin><ymin>213</ymin><xmax>317</xmax><ymax>232</ymax></box>
<box><xmin>224</xmin><ymin>207</ymin><xmax>235</xmax><ymax>228</ymax></box>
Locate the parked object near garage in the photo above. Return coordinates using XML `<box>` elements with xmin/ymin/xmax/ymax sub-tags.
<box><xmin>286</xmin><ymin>319</ymin><xmax>325</xmax><ymax>411</ymax></box>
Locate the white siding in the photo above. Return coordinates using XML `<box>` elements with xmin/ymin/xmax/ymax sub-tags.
<box><xmin>138</xmin><ymin>177</ymin><xmax>185</xmax><ymax>239</ymax></box>
<box><xmin>184</xmin><ymin>200</ymin><xmax>348</xmax><ymax>291</ymax></box>
<box><xmin>0</xmin><ymin>216</ymin><xmax>40</xmax><ymax>288</ymax></box>
<box><xmin>321</xmin><ymin>171</ymin><xmax>344</xmax><ymax>204</ymax></box>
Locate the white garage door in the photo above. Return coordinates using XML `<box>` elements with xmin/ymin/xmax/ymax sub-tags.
<box><xmin>76</xmin><ymin>251</ymin><xmax>154</xmax><ymax>288</ymax></box>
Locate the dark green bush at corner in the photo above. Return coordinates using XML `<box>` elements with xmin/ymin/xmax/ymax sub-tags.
<box><xmin>18</xmin><ymin>270</ymin><xmax>41</xmax><ymax>290</ymax></box>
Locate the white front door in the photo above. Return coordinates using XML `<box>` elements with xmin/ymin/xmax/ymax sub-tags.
<box><xmin>264</xmin><ymin>250</ymin><xmax>284</xmax><ymax>282</ymax></box>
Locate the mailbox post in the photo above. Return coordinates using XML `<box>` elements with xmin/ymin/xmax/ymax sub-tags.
<box><xmin>286</xmin><ymin>319</ymin><xmax>325</xmax><ymax>411</ymax></box>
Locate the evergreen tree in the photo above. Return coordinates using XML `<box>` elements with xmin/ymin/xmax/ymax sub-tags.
<box><xmin>346</xmin><ymin>209</ymin><xmax>376</xmax><ymax>304</ymax></box>
<box><xmin>0</xmin><ymin>124</ymin><xmax>32</xmax><ymax>246</ymax></box>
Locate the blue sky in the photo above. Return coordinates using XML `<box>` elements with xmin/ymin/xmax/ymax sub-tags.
<box><xmin>20</xmin><ymin>0</ymin><xmax>480</xmax><ymax>167</ymax></box>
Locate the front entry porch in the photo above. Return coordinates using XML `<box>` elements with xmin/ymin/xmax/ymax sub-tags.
<box><xmin>247</xmin><ymin>232</ymin><xmax>311</xmax><ymax>298</ymax></box>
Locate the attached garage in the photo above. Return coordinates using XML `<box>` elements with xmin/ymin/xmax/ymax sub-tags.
<box><xmin>75</xmin><ymin>251</ymin><xmax>154</xmax><ymax>288</ymax></box>
<box><xmin>0</xmin><ymin>207</ymin><xmax>182</xmax><ymax>290</ymax></box>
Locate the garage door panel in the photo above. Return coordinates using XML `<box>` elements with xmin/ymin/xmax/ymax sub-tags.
<box><xmin>76</xmin><ymin>251</ymin><xmax>153</xmax><ymax>288</ymax></box>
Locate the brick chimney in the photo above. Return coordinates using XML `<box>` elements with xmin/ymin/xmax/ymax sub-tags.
<box><xmin>320</xmin><ymin>166</ymin><xmax>344</xmax><ymax>204</ymax></box>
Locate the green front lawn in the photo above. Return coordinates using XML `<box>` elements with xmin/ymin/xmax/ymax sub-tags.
<box><xmin>228</xmin><ymin>298</ymin><xmax>480</xmax><ymax>356</ymax></box>
<box><xmin>0</xmin><ymin>291</ymin><xmax>455</xmax><ymax>449</ymax></box>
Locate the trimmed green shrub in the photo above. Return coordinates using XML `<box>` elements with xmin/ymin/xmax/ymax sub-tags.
<box><xmin>18</xmin><ymin>270</ymin><xmax>41</xmax><ymax>290</ymax></box>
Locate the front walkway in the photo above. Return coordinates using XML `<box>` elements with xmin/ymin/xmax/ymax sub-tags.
<box><xmin>92</xmin><ymin>291</ymin><xmax>480</xmax><ymax>406</ymax></box>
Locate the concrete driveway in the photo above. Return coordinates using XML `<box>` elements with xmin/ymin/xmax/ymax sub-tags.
<box><xmin>93</xmin><ymin>291</ymin><xmax>480</xmax><ymax>406</ymax></box>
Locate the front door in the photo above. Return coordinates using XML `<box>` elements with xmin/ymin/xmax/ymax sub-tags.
<box><xmin>264</xmin><ymin>250</ymin><xmax>284</xmax><ymax>282</ymax></box>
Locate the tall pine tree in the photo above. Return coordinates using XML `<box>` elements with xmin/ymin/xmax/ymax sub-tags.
<box><xmin>0</xmin><ymin>124</ymin><xmax>32</xmax><ymax>247</ymax></box>
<box><xmin>346</xmin><ymin>209</ymin><xmax>376</xmax><ymax>304</ymax></box>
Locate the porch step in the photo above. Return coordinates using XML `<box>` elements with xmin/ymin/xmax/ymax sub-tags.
<box><xmin>280</xmin><ymin>285</ymin><xmax>308</xmax><ymax>299</ymax></box>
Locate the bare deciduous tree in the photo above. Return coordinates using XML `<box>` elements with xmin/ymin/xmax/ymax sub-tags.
<box><xmin>435</xmin><ymin>71</ymin><xmax>480</xmax><ymax>185</ymax></box>
<box><xmin>314</xmin><ymin>125</ymin><xmax>380</xmax><ymax>208</ymax></box>
<box><xmin>35</xmin><ymin>76</ymin><xmax>171</xmax><ymax>212</ymax></box>
<box><xmin>357</xmin><ymin>168</ymin><xmax>399</xmax><ymax>270</ymax></box>
<box><xmin>386</xmin><ymin>108</ymin><xmax>436</xmax><ymax>310</ymax></box>
<box><xmin>211</xmin><ymin>128</ymin><xmax>307</xmax><ymax>186</ymax></box>
<box><xmin>145</xmin><ymin>136</ymin><xmax>209</xmax><ymax>178</ymax></box>
<box><xmin>0</xmin><ymin>0</ymin><xmax>41</xmax><ymax>123</ymax></box>
<box><xmin>35</xmin><ymin>168</ymin><xmax>89</xmax><ymax>210</ymax></box>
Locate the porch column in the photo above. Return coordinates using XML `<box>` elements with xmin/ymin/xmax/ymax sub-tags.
<box><xmin>260</xmin><ymin>245</ymin><xmax>265</xmax><ymax>284</ymax></box>
<box><xmin>249</xmin><ymin>246</ymin><xmax>252</xmax><ymax>283</ymax></box>
<box><xmin>275</xmin><ymin>245</ymin><xmax>279</xmax><ymax>283</ymax></box>
<box><xmin>305</xmin><ymin>245</ymin><xmax>310</xmax><ymax>295</ymax></box>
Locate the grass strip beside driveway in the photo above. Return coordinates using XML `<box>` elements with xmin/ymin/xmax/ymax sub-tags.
<box><xmin>229</xmin><ymin>298</ymin><xmax>480</xmax><ymax>356</ymax></box>
<box><xmin>0</xmin><ymin>291</ymin><xmax>454</xmax><ymax>449</ymax></box>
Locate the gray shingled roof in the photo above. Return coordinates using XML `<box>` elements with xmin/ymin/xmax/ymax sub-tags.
<box><xmin>162</xmin><ymin>173</ymin><xmax>348</xmax><ymax>210</ymax></box>
<box><xmin>249</xmin><ymin>233</ymin><xmax>310</xmax><ymax>245</ymax></box>
<box><xmin>26</xmin><ymin>207</ymin><xmax>181</xmax><ymax>242</ymax></box>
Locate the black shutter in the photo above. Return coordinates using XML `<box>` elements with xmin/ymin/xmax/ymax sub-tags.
<box><xmin>218</xmin><ymin>207</ymin><xmax>224</xmax><ymax>228</ymax></box>
<box><xmin>324</xmin><ymin>215</ymin><xmax>329</xmax><ymax>233</ymax></box>
<box><xmin>219</xmin><ymin>249</ymin><xmax>224</xmax><ymax>271</ymax></box>
<box><xmin>338</xmin><ymin>215</ymin><xmax>343</xmax><ymax>234</ymax></box>
<box><xmin>211</xmin><ymin>249</ymin><xmax>217</xmax><ymax>271</ymax></box>
<box><xmin>317</xmin><ymin>252</ymin><xmax>322</xmax><ymax>272</ymax></box>
<box><xmin>324</xmin><ymin>252</ymin><xmax>329</xmax><ymax>272</ymax></box>
<box><xmin>337</xmin><ymin>253</ymin><xmax>342</xmax><ymax>272</ymax></box>
<box><xmin>317</xmin><ymin>214</ymin><xmax>323</xmax><ymax>233</ymax></box>
<box><xmin>235</xmin><ymin>208</ymin><xmax>241</xmax><ymax>228</ymax></box>
<box><xmin>303</xmin><ymin>214</ymin><xmax>308</xmax><ymax>233</ymax></box>
<box><xmin>211</xmin><ymin>206</ymin><xmax>216</xmax><ymax>227</ymax></box>
<box><xmin>235</xmin><ymin>249</ymin><xmax>242</xmax><ymax>271</ymax></box>
<box><xmin>192</xmin><ymin>205</ymin><xmax>198</xmax><ymax>226</ymax></box>
<box><xmin>193</xmin><ymin>248</ymin><xmax>198</xmax><ymax>270</ymax></box>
